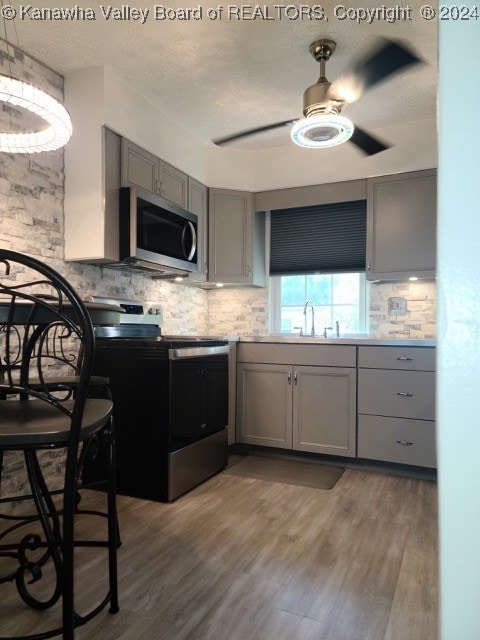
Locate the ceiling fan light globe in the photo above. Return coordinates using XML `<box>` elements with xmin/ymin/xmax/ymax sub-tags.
<box><xmin>291</xmin><ymin>114</ymin><xmax>354</xmax><ymax>149</ymax></box>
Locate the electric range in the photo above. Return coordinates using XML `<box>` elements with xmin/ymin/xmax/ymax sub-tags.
<box><xmin>83</xmin><ymin>298</ymin><xmax>229</xmax><ymax>502</ymax></box>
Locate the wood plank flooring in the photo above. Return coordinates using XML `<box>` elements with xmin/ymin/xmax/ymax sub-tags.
<box><xmin>0</xmin><ymin>460</ymin><xmax>438</xmax><ymax>640</ymax></box>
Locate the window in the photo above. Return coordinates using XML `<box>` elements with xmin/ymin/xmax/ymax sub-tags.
<box><xmin>270</xmin><ymin>272</ymin><xmax>368</xmax><ymax>335</ymax></box>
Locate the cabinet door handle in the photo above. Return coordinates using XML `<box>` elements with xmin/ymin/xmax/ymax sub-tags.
<box><xmin>204</xmin><ymin>262</ymin><xmax>208</xmax><ymax>275</ymax></box>
<box><xmin>294</xmin><ymin>373</ymin><xmax>298</xmax><ymax>385</ymax></box>
<box><xmin>367</xmin><ymin>262</ymin><xmax>371</xmax><ymax>271</ymax></box>
<box><xmin>245</xmin><ymin>265</ymin><xmax>251</xmax><ymax>278</ymax></box>
<box><xmin>397</xmin><ymin>357</ymin><xmax>414</xmax><ymax>361</ymax></box>
<box><xmin>396</xmin><ymin>392</ymin><xmax>414</xmax><ymax>397</ymax></box>
<box><xmin>396</xmin><ymin>440</ymin><xmax>414</xmax><ymax>446</ymax></box>
<box><xmin>158</xmin><ymin>180</ymin><xmax>164</xmax><ymax>196</ymax></box>
<box><xmin>287</xmin><ymin>372</ymin><xmax>292</xmax><ymax>385</ymax></box>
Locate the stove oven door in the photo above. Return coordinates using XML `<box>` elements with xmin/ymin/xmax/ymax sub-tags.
<box><xmin>168</xmin><ymin>352</ymin><xmax>228</xmax><ymax>451</ymax></box>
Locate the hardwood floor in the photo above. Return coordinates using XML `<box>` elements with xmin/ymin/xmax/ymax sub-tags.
<box><xmin>0</xmin><ymin>461</ymin><xmax>438</xmax><ymax>640</ymax></box>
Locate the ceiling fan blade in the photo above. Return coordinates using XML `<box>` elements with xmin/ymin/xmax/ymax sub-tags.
<box><xmin>213</xmin><ymin>120</ymin><xmax>296</xmax><ymax>146</ymax></box>
<box><xmin>354</xmin><ymin>38</ymin><xmax>422</xmax><ymax>92</ymax></box>
<box><xmin>349</xmin><ymin>126</ymin><xmax>390</xmax><ymax>156</ymax></box>
<box><xmin>328</xmin><ymin>38</ymin><xmax>422</xmax><ymax>104</ymax></box>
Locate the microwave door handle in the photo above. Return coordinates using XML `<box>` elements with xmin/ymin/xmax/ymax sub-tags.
<box><xmin>181</xmin><ymin>221</ymin><xmax>197</xmax><ymax>261</ymax></box>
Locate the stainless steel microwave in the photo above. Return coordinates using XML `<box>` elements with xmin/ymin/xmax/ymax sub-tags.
<box><xmin>119</xmin><ymin>186</ymin><xmax>198</xmax><ymax>275</ymax></box>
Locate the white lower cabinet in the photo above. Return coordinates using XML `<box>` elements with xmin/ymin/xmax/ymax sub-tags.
<box><xmin>236</xmin><ymin>362</ymin><xmax>356</xmax><ymax>457</ymax></box>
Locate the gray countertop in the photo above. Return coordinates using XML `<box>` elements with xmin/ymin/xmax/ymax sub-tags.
<box><xmin>237</xmin><ymin>335</ymin><xmax>436</xmax><ymax>347</ymax></box>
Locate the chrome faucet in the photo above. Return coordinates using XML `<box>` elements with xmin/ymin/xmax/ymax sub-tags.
<box><xmin>303</xmin><ymin>301</ymin><xmax>315</xmax><ymax>336</ymax></box>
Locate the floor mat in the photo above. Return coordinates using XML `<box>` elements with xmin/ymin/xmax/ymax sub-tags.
<box><xmin>223</xmin><ymin>455</ymin><xmax>344</xmax><ymax>490</ymax></box>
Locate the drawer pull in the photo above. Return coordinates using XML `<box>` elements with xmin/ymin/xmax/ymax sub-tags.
<box><xmin>396</xmin><ymin>440</ymin><xmax>414</xmax><ymax>447</ymax></box>
<box><xmin>397</xmin><ymin>357</ymin><xmax>414</xmax><ymax>361</ymax></box>
<box><xmin>396</xmin><ymin>392</ymin><xmax>414</xmax><ymax>397</ymax></box>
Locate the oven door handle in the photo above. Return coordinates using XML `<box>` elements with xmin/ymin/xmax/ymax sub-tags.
<box><xmin>169</xmin><ymin>345</ymin><xmax>230</xmax><ymax>360</ymax></box>
<box><xmin>181</xmin><ymin>221</ymin><xmax>197</xmax><ymax>262</ymax></box>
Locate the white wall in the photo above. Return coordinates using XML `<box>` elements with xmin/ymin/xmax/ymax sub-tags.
<box><xmin>438</xmin><ymin>15</ymin><xmax>480</xmax><ymax>640</ymax></box>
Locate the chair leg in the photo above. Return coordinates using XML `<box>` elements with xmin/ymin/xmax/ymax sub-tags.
<box><xmin>0</xmin><ymin>450</ymin><xmax>3</xmax><ymax>496</ymax></box>
<box><xmin>106</xmin><ymin>417</ymin><xmax>119</xmax><ymax>614</ymax></box>
<box><xmin>62</xmin><ymin>448</ymin><xmax>77</xmax><ymax>640</ymax></box>
<box><xmin>18</xmin><ymin>451</ymin><xmax>63</xmax><ymax>611</ymax></box>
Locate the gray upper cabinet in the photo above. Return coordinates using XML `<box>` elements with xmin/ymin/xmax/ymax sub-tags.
<box><xmin>158</xmin><ymin>160</ymin><xmax>188</xmax><ymax>208</ymax></box>
<box><xmin>208</xmin><ymin>188</ymin><xmax>265</xmax><ymax>286</ymax></box>
<box><xmin>65</xmin><ymin>126</ymin><xmax>121</xmax><ymax>263</ymax></box>
<box><xmin>187</xmin><ymin>178</ymin><xmax>208</xmax><ymax>282</ymax></box>
<box><xmin>121</xmin><ymin>138</ymin><xmax>158</xmax><ymax>193</ymax></box>
<box><xmin>366</xmin><ymin>169</ymin><xmax>437</xmax><ymax>280</ymax></box>
<box><xmin>121</xmin><ymin>138</ymin><xmax>188</xmax><ymax>208</ymax></box>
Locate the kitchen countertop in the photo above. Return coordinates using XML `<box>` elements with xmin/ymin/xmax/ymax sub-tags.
<box><xmin>237</xmin><ymin>335</ymin><xmax>436</xmax><ymax>347</ymax></box>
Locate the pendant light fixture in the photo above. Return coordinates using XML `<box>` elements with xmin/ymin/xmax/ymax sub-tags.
<box><xmin>0</xmin><ymin>26</ymin><xmax>72</xmax><ymax>153</ymax></box>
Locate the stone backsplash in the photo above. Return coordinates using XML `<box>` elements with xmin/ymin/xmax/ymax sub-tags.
<box><xmin>208</xmin><ymin>286</ymin><xmax>270</xmax><ymax>336</ymax></box>
<box><xmin>207</xmin><ymin>281</ymin><xmax>436</xmax><ymax>339</ymax></box>
<box><xmin>368</xmin><ymin>280</ymin><xmax>436</xmax><ymax>339</ymax></box>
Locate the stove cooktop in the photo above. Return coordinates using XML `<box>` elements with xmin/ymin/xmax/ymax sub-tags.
<box><xmin>93</xmin><ymin>324</ymin><xmax>227</xmax><ymax>347</ymax></box>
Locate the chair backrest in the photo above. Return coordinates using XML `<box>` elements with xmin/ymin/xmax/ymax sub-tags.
<box><xmin>0</xmin><ymin>249</ymin><xmax>94</xmax><ymax>452</ymax></box>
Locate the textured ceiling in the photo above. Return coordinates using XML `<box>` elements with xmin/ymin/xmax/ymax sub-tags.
<box><xmin>8</xmin><ymin>0</ymin><xmax>438</xmax><ymax>148</ymax></box>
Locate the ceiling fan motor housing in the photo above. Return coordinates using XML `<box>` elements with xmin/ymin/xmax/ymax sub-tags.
<box><xmin>303</xmin><ymin>80</ymin><xmax>336</xmax><ymax>117</ymax></box>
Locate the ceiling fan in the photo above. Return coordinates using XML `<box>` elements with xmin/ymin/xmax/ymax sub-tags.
<box><xmin>213</xmin><ymin>38</ymin><xmax>422</xmax><ymax>156</ymax></box>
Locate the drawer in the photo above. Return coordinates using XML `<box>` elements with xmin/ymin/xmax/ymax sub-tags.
<box><xmin>358</xmin><ymin>415</ymin><xmax>436</xmax><ymax>468</ymax></box>
<box><xmin>358</xmin><ymin>369</ymin><xmax>435</xmax><ymax>420</ymax></box>
<box><xmin>358</xmin><ymin>346</ymin><xmax>435</xmax><ymax>371</ymax></box>
<box><xmin>237</xmin><ymin>343</ymin><xmax>356</xmax><ymax>367</ymax></box>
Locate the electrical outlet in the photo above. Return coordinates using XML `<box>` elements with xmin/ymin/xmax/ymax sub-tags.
<box><xmin>147</xmin><ymin>305</ymin><xmax>163</xmax><ymax>322</ymax></box>
<box><xmin>388</xmin><ymin>296</ymin><xmax>407</xmax><ymax>315</ymax></box>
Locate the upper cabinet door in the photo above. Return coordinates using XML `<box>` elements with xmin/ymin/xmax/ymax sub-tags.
<box><xmin>208</xmin><ymin>188</ymin><xmax>254</xmax><ymax>284</ymax></box>
<box><xmin>366</xmin><ymin>169</ymin><xmax>437</xmax><ymax>280</ymax></box>
<box><xmin>208</xmin><ymin>189</ymin><xmax>266</xmax><ymax>286</ymax></box>
<box><xmin>187</xmin><ymin>178</ymin><xmax>208</xmax><ymax>282</ymax></box>
<box><xmin>159</xmin><ymin>160</ymin><xmax>188</xmax><ymax>209</ymax></box>
<box><xmin>121</xmin><ymin>139</ymin><xmax>189</xmax><ymax>208</ymax></box>
<box><xmin>121</xmin><ymin>138</ymin><xmax>159</xmax><ymax>194</ymax></box>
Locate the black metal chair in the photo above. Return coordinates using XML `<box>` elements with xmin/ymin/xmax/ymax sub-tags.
<box><xmin>0</xmin><ymin>249</ymin><xmax>119</xmax><ymax>640</ymax></box>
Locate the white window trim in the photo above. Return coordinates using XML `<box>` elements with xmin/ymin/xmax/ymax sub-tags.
<box><xmin>269</xmin><ymin>273</ymin><xmax>369</xmax><ymax>335</ymax></box>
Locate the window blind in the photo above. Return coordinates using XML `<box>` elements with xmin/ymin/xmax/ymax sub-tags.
<box><xmin>269</xmin><ymin>200</ymin><xmax>367</xmax><ymax>276</ymax></box>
